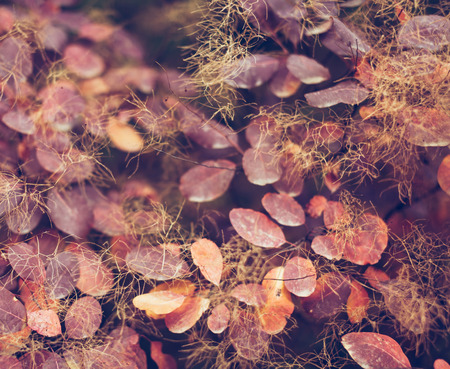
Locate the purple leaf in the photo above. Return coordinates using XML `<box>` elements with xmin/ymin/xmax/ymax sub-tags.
<box><xmin>286</xmin><ymin>54</ymin><xmax>330</xmax><ymax>84</ymax></box>
<box><xmin>126</xmin><ymin>246</ymin><xmax>189</xmax><ymax>281</ymax></box>
<box><xmin>0</xmin><ymin>288</ymin><xmax>26</xmax><ymax>335</ymax></box>
<box><xmin>0</xmin><ymin>37</ymin><xmax>33</xmax><ymax>81</ymax></box>
<box><xmin>8</xmin><ymin>242</ymin><xmax>46</xmax><ymax>283</ymax></box>
<box><xmin>2</xmin><ymin>110</ymin><xmax>35</xmax><ymax>134</ymax></box>
<box><xmin>242</xmin><ymin>147</ymin><xmax>282</xmax><ymax>186</ymax></box>
<box><xmin>180</xmin><ymin>159</ymin><xmax>236</xmax><ymax>202</ymax></box>
<box><xmin>398</xmin><ymin>15</ymin><xmax>450</xmax><ymax>51</ymax></box>
<box><xmin>45</xmin><ymin>251</ymin><xmax>80</xmax><ymax>299</ymax></box>
<box><xmin>305</xmin><ymin>80</ymin><xmax>370</xmax><ymax>108</ymax></box>
<box><xmin>65</xmin><ymin>296</ymin><xmax>102</xmax><ymax>339</ymax></box>
<box><xmin>342</xmin><ymin>332</ymin><xmax>412</xmax><ymax>369</ymax></box>
<box><xmin>224</xmin><ymin>54</ymin><xmax>279</xmax><ymax>89</ymax></box>
<box><xmin>262</xmin><ymin>192</ymin><xmax>305</xmax><ymax>226</ymax></box>
<box><xmin>229</xmin><ymin>208</ymin><xmax>286</xmax><ymax>248</ymax></box>
<box><xmin>230</xmin><ymin>283</ymin><xmax>268</xmax><ymax>307</ymax></box>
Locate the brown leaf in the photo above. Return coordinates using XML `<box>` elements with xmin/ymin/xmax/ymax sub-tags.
<box><xmin>229</xmin><ymin>208</ymin><xmax>286</xmax><ymax>248</ymax></box>
<box><xmin>180</xmin><ymin>160</ymin><xmax>236</xmax><ymax>202</ymax></box>
<box><xmin>342</xmin><ymin>332</ymin><xmax>411</xmax><ymax>369</ymax></box>
<box><xmin>191</xmin><ymin>239</ymin><xmax>223</xmax><ymax>286</ymax></box>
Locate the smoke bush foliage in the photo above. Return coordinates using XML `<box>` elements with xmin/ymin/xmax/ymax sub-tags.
<box><xmin>0</xmin><ymin>0</ymin><xmax>449</xmax><ymax>368</ymax></box>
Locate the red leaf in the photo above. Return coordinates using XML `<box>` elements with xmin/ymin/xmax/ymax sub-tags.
<box><xmin>435</xmin><ymin>359</ymin><xmax>450</xmax><ymax>369</ymax></box>
<box><xmin>0</xmin><ymin>37</ymin><xmax>33</xmax><ymax>81</ymax></box>
<box><xmin>268</xmin><ymin>62</ymin><xmax>302</xmax><ymax>98</ymax></box>
<box><xmin>343</xmin><ymin>214</ymin><xmax>388</xmax><ymax>265</ymax></box>
<box><xmin>27</xmin><ymin>310</ymin><xmax>61</xmax><ymax>337</ymax></box>
<box><xmin>363</xmin><ymin>266</ymin><xmax>390</xmax><ymax>290</ymax></box>
<box><xmin>224</xmin><ymin>54</ymin><xmax>279</xmax><ymax>89</ymax></box>
<box><xmin>347</xmin><ymin>280</ymin><xmax>370</xmax><ymax>324</ymax></box>
<box><xmin>342</xmin><ymin>332</ymin><xmax>412</xmax><ymax>369</ymax></box>
<box><xmin>207</xmin><ymin>303</ymin><xmax>230</xmax><ymax>334</ymax></box>
<box><xmin>242</xmin><ymin>148</ymin><xmax>282</xmax><ymax>186</ymax></box>
<box><xmin>323</xmin><ymin>201</ymin><xmax>349</xmax><ymax>230</ymax></box>
<box><xmin>283</xmin><ymin>257</ymin><xmax>316</xmax><ymax>297</ymax></box>
<box><xmin>229</xmin><ymin>310</ymin><xmax>269</xmax><ymax>360</ymax></box>
<box><xmin>273</xmin><ymin>159</ymin><xmax>304</xmax><ymax>197</ymax></box>
<box><xmin>65</xmin><ymin>296</ymin><xmax>102</xmax><ymax>339</ymax></box>
<box><xmin>0</xmin><ymin>355</ymin><xmax>21</xmax><ymax>369</ymax></box>
<box><xmin>305</xmin><ymin>81</ymin><xmax>370</xmax><ymax>108</ymax></box>
<box><xmin>230</xmin><ymin>283</ymin><xmax>268</xmax><ymax>307</ymax></box>
<box><xmin>0</xmin><ymin>288</ymin><xmax>26</xmax><ymax>335</ymax></box>
<box><xmin>437</xmin><ymin>155</ymin><xmax>450</xmax><ymax>195</ymax></box>
<box><xmin>179</xmin><ymin>160</ymin><xmax>236</xmax><ymax>202</ymax></box>
<box><xmin>311</xmin><ymin>234</ymin><xmax>344</xmax><ymax>260</ymax></box>
<box><xmin>229</xmin><ymin>208</ymin><xmax>286</xmax><ymax>248</ymax></box>
<box><xmin>398</xmin><ymin>15</ymin><xmax>450</xmax><ymax>51</ymax></box>
<box><xmin>301</xmin><ymin>272</ymin><xmax>351</xmax><ymax>319</ymax></box>
<box><xmin>286</xmin><ymin>54</ymin><xmax>330</xmax><ymax>84</ymax></box>
<box><xmin>191</xmin><ymin>239</ymin><xmax>223</xmax><ymax>286</ymax></box>
<box><xmin>150</xmin><ymin>341</ymin><xmax>177</xmax><ymax>369</ymax></box>
<box><xmin>165</xmin><ymin>296</ymin><xmax>210</xmax><ymax>333</ymax></box>
<box><xmin>262</xmin><ymin>192</ymin><xmax>305</xmax><ymax>226</ymax></box>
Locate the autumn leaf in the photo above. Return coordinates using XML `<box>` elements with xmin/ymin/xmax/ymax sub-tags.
<box><xmin>242</xmin><ymin>148</ymin><xmax>282</xmax><ymax>186</ymax></box>
<box><xmin>207</xmin><ymin>303</ymin><xmax>230</xmax><ymax>334</ymax></box>
<box><xmin>165</xmin><ymin>296</ymin><xmax>210</xmax><ymax>333</ymax></box>
<box><xmin>27</xmin><ymin>310</ymin><xmax>61</xmax><ymax>337</ymax></box>
<box><xmin>347</xmin><ymin>280</ymin><xmax>370</xmax><ymax>324</ymax></box>
<box><xmin>305</xmin><ymin>81</ymin><xmax>370</xmax><ymax>108</ymax></box>
<box><xmin>283</xmin><ymin>257</ymin><xmax>316</xmax><ymax>297</ymax></box>
<box><xmin>261</xmin><ymin>192</ymin><xmax>305</xmax><ymax>227</ymax></box>
<box><xmin>150</xmin><ymin>341</ymin><xmax>177</xmax><ymax>369</ymax></box>
<box><xmin>191</xmin><ymin>238</ymin><xmax>223</xmax><ymax>286</ymax></box>
<box><xmin>230</xmin><ymin>283</ymin><xmax>268</xmax><ymax>307</ymax></box>
<box><xmin>342</xmin><ymin>332</ymin><xmax>412</xmax><ymax>369</ymax></box>
<box><xmin>437</xmin><ymin>155</ymin><xmax>450</xmax><ymax>195</ymax></box>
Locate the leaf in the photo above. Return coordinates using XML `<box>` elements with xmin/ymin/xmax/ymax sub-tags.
<box><xmin>273</xmin><ymin>159</ymin><xmax>305</xmax><ymax>197</ymax></box>
<box><xmin>268</xmin><ymin>62</ymin><xmax>302</xmax><ymax>98</ymax></box>
<box><xmin>150</xmin><ymin>341</ymin><xmax>177</xmax><ymax>369</ymax></box>
<box><xmin>8</xmin><ymin>242</ymin><xmax>46</xmax><ymax>283</ymax></box>
<box><xmin>261</xmin><ymin>192</ymin><xmax>305</xmax><ymax>226</ymax></box>
<box><xmin>27</xmin><ymin>310</ymin><xmax>61</xmax><ymax>337</ymax></box>
<box><xmin>2</xmin><ymin>109</ymin><xmax>35</xmax><ymax>134</ymax></box>
<box><xmin>67</xmin><ymin>243</ymin><xmax>114</xmax><ymax>297</ymax></box>
<box><xmin>42</xmin><ymin>353</ymin><xmax>70</xmax><ymax>369</ymax></box>
<box><xmin>133</xmin><ymin>291</ymin><xmax>186</xmax><ymax>315</ymax></box>
<box><xmin>0</xmin><ymin>355</ymin><xmax>21</xmax><ymax>369</ymax></box>
<box><xmin>6</xmin><ymin>197</ymin><xmax>44</xmax><ymax>235</ymax></box>
<box><xmin>126</xmin><ymin>246</ymin><xmax>189</xmax><ymax>281</ymax></box>
<box><xmin>107</xmin><ymin>119</ymin><xmax>144</xmax><ymax>153</ymax></box>
<box><xmin>245</xmin><ymin>116</ymin><xmax>280</xmax><ymax>150</ymax></box>
<box><xmin>179</xmin><ymin>160</ymin><xmax>236</xmax><ymax>202</ymax></box>
<box><xmin>229</xmin><ymin>311</ymin><xmax>269</xmax><ymax>360</ymax></box>
<box><xmin>343</xmin><ymin>214</ymin><xmax>388</xmax><ymax>265</ymax></box>
<box><xmin>230</xmin><ymin>283</ymin><xmax>268</xmax><ymax>307</ymax></box>
<box><xmin>0</xmin><ymin>37</ymin><xmax>33</xmax><ymax>81</ymax></box>
<box><xmin>207</xmin><ymin>303</ymin><xmax>230</xmax><ymax>334</ymax></box>
<box><xmin>435</xmin><ymin>359</ymin><xmax>450</xmax><ymax>369</ymax></box>
<box><xmin>242</xmin><ymin>148</ymin><xmax>282</xmax><ymax>186</ymax></box>
<box><xmin>46</xmin><ymin>186</ymin><xmax>95</xmax><ymax>238</ymax></box>
<box><xmin>286</xmin><ymin>54</ymin><xmax>330</xmax><ymax>84</ymax></box>
<box><xmin>191</xmin><ymin>239</ymin><xmax>223</xmax><ymax>286</ymax></box>
<box><xmin>65</xmin><ymin>296</ymin><xmax>102</xmax><ymax>339</ymax></box>
<box><xmin>224</xmin><ymin>54</ymin><xmax>279</xmax><ymax>89</ymax></box>
<box><xmin>321</xmin><ymin>18</ymin><xmax>371</xmax><ymax>58</ymax></box>
<box><xmin>398</xmin><ymin>15</ymin><xmax>450</xmax><ymax>51</ymax></box>
<box><xmin>400</xmin><ymin>107</ymin><xmax>450</xmax><ymax>147</ymax></box>
<box><xmin>165</xmin><ymin>296</ymin><xmax>210</xmax><ymax>333</ymax></box>
<box><xmin>301</xmin><ymin>272</ymin><xmax>351</xmax><ymax>319</ymax></box>
<box><xmin>311</xmin><ymin>234</ymin><xmax>344</xmax><ymax>260</ymax></box>
<box><xmin>341</xmin><ymin>332</ymin><xmax>412</xmax><ymax>369</ymax></box>
<box><xmin>323</xmin><ymin>201</ymin><xmax>348</xmax><ymax>230</ymax></box>
<box><xmin>63</xmin><ymin>44</ymin><xmax>105</xmax><ymax>79</ymax></box>
<box><xmin>0</xmin><ymin>288</ymin><xmax>26</xmax><ymax>335</ymax></box>
<box><xmin>363</xmin><ymin>266</ymin><xmax>390</xmax><ymax>290</ymax></box>
<box><xmin>283</xmin><ymin>257</ymin><xmax>316</xmax><ymax>297</ymax></box>
<box><xmin>305</xmin><ymin>195</ymin><xmax>328</xmax><ymax>218</ymax></box>
<box><xmin>229</xmin><ymin>208</ymin><xmax>286</xmax><ymax>248</ymax></box>
<box><xmin>92</xmin><ymin>197</ymin><xmax>126</xmax><ymax>236</ymax></box>
<box><xmin>347</xmin><ymin>280</ymin><xmax>370</xmax><ymax>324</ymax></box>
<box><xmin>437</xmin><ymin>155</ymin><xmax>450</xmax><ymax>195</ymax></box>
<box><xmin>45</xmin><ymin>251</ymin><xmax>80</xmax><ymax>299</ymax></box>
<box><xmin>305</xmin><ymin>80</ymin><xmax>370</xmax><ymax>108</ymax></box>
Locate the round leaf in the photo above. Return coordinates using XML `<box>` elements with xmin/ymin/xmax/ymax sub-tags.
<box><xmin>65</xmin><ymin>296</ymin><xmax>102</xmax><ymax>339</ymax></box>
<box><xmin>283</xmin><ymin>257</ymin><xmax>316</xmax><ymax>297</ymax></box>
<box><xmin>261</xmin><ymin>192</ymin><xmax>305</xmax><ymax>226</ymax></box>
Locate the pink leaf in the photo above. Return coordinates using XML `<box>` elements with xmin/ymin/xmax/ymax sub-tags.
<box><xmin>45</xmin><ymin>251</ymin><xmax>80</xmax><ymax>299</ymax></box>
<box><xmin>191</xmin><ymin>239</ymin><xmax>223</xmax><ymax>286</ymax></box>
<box><xmin>283</xmin><ymin>257</ymin><xmax>316</xmax><ymax>297</ymax></box>
<box><xmin>342</xmin><ymin>332</ymin><xmax>411</xmax><ymax>369</ymax></box>
<box><xmin>65</xmin><ymin>296</ymin><xmax>102</xmax><ymax>339</ymax></box>
<box><xmin>0</xmin><ymin>37</ymin><xmax>33</xmax><ymax>81</ymax></box>
<box><xmin>133</xmin><ymin>291</ymin><xmax>186</xmax><ymax>315</ymax></box>
<box><xmin>0</xmin><ymin>288</ymin><xmax>26</xmax><ymax>335</ymax></box>
<box><xmin>286</xmin><ymin>54</ymin><xmax>330</xmax><ymax>84</ymax></box>
<box><xmin>165</xmin><ymin>296</ymin><xmax>210</xmax><ymax>333</ymax></box>
<box><xmin>398</xmin><ymin>15</ymin><xmax>450</xmax><ymax>51</ymax></box>
<box><xmin>207</xmin><ymin>303</ymin><xmax>230</xmax><ymax>334</ymax></box>
<box><xmin>8</xmin><ymin>242</ymin><xmax>46</xmax><ymax>283</ymax></box>
<box><xmin>245</xmin><ymin>116</ymin><xmax>279</xmax><ymax>150</ymax></box>
<box><xmin>230</xmin><ymin>283</ymin><xmax>268</xmax><ymax>307</ymax></box>
<box><xmin>323</xmin><ymin>201</ymin><xmax>348</xmax><ymax>230</ymax></box>
<box><xmin>305</xmin><ymin>80</ymin><xmax>370</xmax><ymax>108</ymax></box>
<box><xmin>150</xmin><ymin>341</ymin><xmax>177</xmax><ymax>369</ymax></box>
<box><xmin>64</xmin><ymin>44</ymin><xmax>105</xmax><ymax>79</ymax></box>
<box><xmin>0</xmin><ymin>355</ymin><xmax>21</xmax><ymax>369</ymax></box>
<box><xmin>305</xmin><ymin>195</ymin><xmax>328</xmax><ymax>218</ymax></box>
<box><xmin>311</xmin><ymin>234</ymin><xmax>344</xmax><ymax>260</ymax></box>
<box><xmin>229</xmin><ymin>311</ymin><xmax>269</xmax><ymax>360</ymax></box>
<box><xmin>224</xmin><ymin>54</ymin><xmax>279</xmax><ymax>89</ymax></box>
<box><xmin>229</xmin><ymin>208</ymin><xmax>286</xmax><ymax>248</ymax></box>
<box><xmin>27</xmin><ymin>310</ymin><xmax>61</xmax><ymax>337</ymax></box>
<box><xmin>437</xmin><ymin>155</ymin><xmax>450</xmax><ymax>195</ymax></box>
<box><xmin>268</xmin><ymin>62</ymin><xmax>302</xmax><ymax>98</ymax></box>
<box><xmin>242</xmin><ymin>148</ymin><xmax>282</xmax><ymax>186</ymax></box>
<box><xmin>2</xmin><ymin>110</ymin><xmax>35</xmax><ymax>134</ymax></box>
<box><xmin>179</xmin><ymin>160</ymin><xmax>236</xmax><ymax>202</ymax></box>
<box><xmin>435</xmin><ymin>359</ymin><xmax>450</xmax><ymax>369</ymax></box>
<box><xmin>262</xmin><ymin>192</ymin><xmax>305</xmax><ymax>226</ymax></box>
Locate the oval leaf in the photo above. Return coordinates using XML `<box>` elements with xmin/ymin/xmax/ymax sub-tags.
<box><xmin>8</xmin><ymin>242</ymin><xmax>46</xmax><ymax>283</ymax></box>
<box><xmin>165</xmin><ymin>296</ymin><xmax>210</xmax><ymax>333</ymax></box>
<box><xmin>286</xmin><ymin>54</ymin><xmax>330</xmax><ymax>84</ymax></box>
<box><xmin>230</xmin><ymin>283</ymin><xmax>268</xmax><ymax>307</ymax></box>
<box><xmin>0</xmin><ymin>288</ymin><xmax>26</xmax><ymax>335</ymax></box>
<box><xmin>180</xmin><ymin>159</ymin><xmax>236</xmax><ymax>202</ymax></box>
<box><xmin>191</xmin><ymin>238</ymin><xmax>223</xmax><ymax>286</ymax></box>
<box><xmin>27</xmin><ymin>310</ymin><xmax>61</xmax><ymax>337</ymax></box>
<box><xmin>207</xmin><ymin>303</ymin><xmax>230</xmax><ymax>334</ymax></box>
<box><xmin>229</xmin><ymin>208</ymin><xmax>286</xmax><ymax>248</ymax></box>
<box><xmin>305</xmin><ymin>80</ymin><xmax>370</xmax><ymax>108</ymax></box>
<box><xmin>262</xmin><ymin>192</ymin><xmax>305</xmax><ymax>226</ymax></box>
<box><xmin>133</xmin><ymin>291</ymin><xmax>186</xmax><ymax>315</ymax></box>
<box><xmin>242</xmin><ymin>148</ymin><xmax>282</xmax><ymax>186</ymax></box>
<box><xmin>283</xmin><ymin>257</ymin><xmax>316</xmax><ymax>297</ymax></box>
<box><xmin>437</xmin><ymin>155</ymin><xmax>450</xmax><ymax>195</ymax></box>
<box><xmin>342</xmin><ymin>332</ymin><xmax>412</xmax><ymax>369</ymax></box>
<box><xmin>65</xmin><ymin>296</ymin><xmax>102</xmax><ymax>339</ymax></box>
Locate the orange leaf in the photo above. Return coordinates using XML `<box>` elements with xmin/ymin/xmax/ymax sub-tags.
<box><xmin>363</xmin><ymin>266</ymin><xmax>390</xmax><ymax>290</ymax></box>
<box><xmin>133</xmin><ymin>291</ymin><xmax>186</xmax><ymax>315</ymax></box>
<box><xmin>165</xmin><ymin>296</ymin><xmax>210</xmax><ymax>333</ymax></box>
<box><xmin>347</xmin><ymin>280</ymin><xmax>370</xmax><ymax>324</ymax></box>
<box><xmin>434</xmin><ymin>359</ymin><xmax>450</xmax><ymax>369</ymax></box>
<box><xmin>191</xmin><ymin>239</ymin><xmax>223</xmax><ymax>286</ymax></box>
<box><xmin>305</xmin><ymin>195</ymin><xmax>328</xmax><ymax>218</ymax></box>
